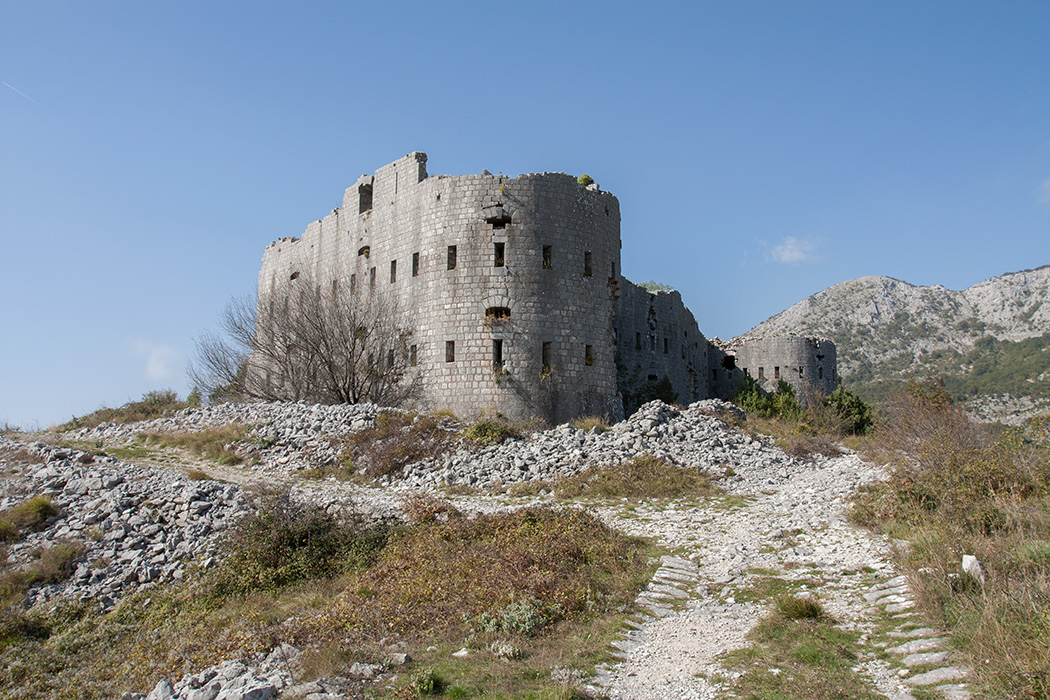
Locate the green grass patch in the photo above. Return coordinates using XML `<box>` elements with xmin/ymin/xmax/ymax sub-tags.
<box><xmin>720</xmin><ymin>604</ymin><xmax>881</xmax><ymax>700</ymax></box>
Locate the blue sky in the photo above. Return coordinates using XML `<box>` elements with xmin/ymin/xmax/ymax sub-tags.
<box><xmin>2</xmin><ymin>1</ymin><xmax>1049</xmax><ymax>427</ymax></box>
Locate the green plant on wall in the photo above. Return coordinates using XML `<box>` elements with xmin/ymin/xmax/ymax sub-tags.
<box><xmin>577</xmin><ymin>174</ymin><xmax>594</xmax><ymax>186</ymax></box>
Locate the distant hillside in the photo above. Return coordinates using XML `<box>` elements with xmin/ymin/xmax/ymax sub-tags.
<box><xmin>746</xmin><ymin>266</ymin><xmax>1050</xmax><ymax>411</ymax></box>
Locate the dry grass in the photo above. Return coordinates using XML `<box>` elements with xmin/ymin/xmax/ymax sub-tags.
<box><xmin>0</xmin><ymin>496</ymin><xmax>57</xmax><ymax>543</ymax></box>
<box><xmin>550</xmin><ymin>454</ymin><xmax>718</xmax><ymax>501</ymax></box>
<box><xmin>140</xmin><ymin>424</ymin><xmax>248</xmax><ymax>466</ymax></box>
<box><xmin>570</xmin><ymin>415</ymin><xmax>611</xmax><ymax>433</ymax></box>
<box><xmin>55</xmin><ymin>390</ymin><xmax>190</xmax><ymax>432</ymax></box>
<box><xmin>851</xmin><ymin>379</ymin><xmax>1050</xmax><ymax>698</ymax></box>
<box><xmin>0</xmin><ymin>495</ymin><xmax>653</xmax><ymax>700</ymax></box>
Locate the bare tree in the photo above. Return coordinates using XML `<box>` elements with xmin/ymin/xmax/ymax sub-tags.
<box><xmin>190</xmin><ymin>274</ymin><xmax>420</xmax><ymax>406</ymax></box>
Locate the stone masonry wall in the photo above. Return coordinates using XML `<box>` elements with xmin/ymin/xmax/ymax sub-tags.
<box><xmin>257</xmin><ymin>152</ymin><xmax>837</xmax><ymax>422</ymax></box>
<box><xmin>731</xmin><ymin>336</ymin><xmax>838</xmax><ymax>396</ymax></box>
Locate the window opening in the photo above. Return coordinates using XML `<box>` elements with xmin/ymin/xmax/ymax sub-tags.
<box><xmin>721</xmin><ymin>356</ymin><xmax>736</xmax><ymax>370</ymax></box>
<box><xmin>485</xmin><ymin>307</ymin><xmax>511</xmax><ymax>322</ymax></box>
<box><xmin>758</xmin><ymin>367</ymin><xmax>765</xmax><ymax>379</ymax></box>
<box><xmin>390</xmin><ymin>260</ymin><xmax>397</xmax><ymax>283</ymax></box>
<box><xmin>649</xmin><ymin>335</ymin><xmax>656</xmax><ymax>351</ymax></box>
<box><xmin>774</xmin><ymin>366</ymin><xmax>780</xmax><ymax>379</ymax></box>
<box><xmin>331</xmin><ymin>279</ymin><xmax>339</xmax><ymax>295</ymax></box>
<box><xmin>350</xmin><ymin>273</ymin><xmax>357</xmax><ymax>292</ymax></box>
<box><xmin>410</xmin><ymin>345</ymin><xmax>417</xmax><ymax>367</ymax></box>
<box><xmin>818</xmin><ymin>366</ymin><xmax>824</xmax><ymax>379</ymax></box>
<box><xmin>663</xmin><ymin>338</ymin><xmax>669</xmax><ymax>354</ymax></box>
<box><xmin>486</xmin><ymin>209</ymin><xmax>512</xmax><ymax>229</ymax></box>
<box><xmin>799</xmin><ymin>366</ymin><xmax>804</xmax><ymax>377</ymax></box>
<box><xmin>611</xmin><ymin>262</ymin><xmax>616</xmax><ymax>278</ymax></box>
<box><xmin>494</xmin><ymin>242</ymin><xmax>505</xmax><ymax>268</ymax></box>
<box><xmin>542</xmin><ymin>341</ymin><xmax>551</xmax><ymax>370</ymax></box>
<box><xmin>289</xmin><ymin>271</ymin><xmax>300</xmax><ymax>281</ymax></box>
<box><xmin>584</xmin><ymin>251</ymin><xmax>593</xmax><ymax>277</ymax></box>
<box><xmin>445</xmin><ymin>341</ymin><xmax>455</xmax><ymax>363</ymax></box>
<box><xmin>712</xmin><ymin>369</ymin><xmax>717</xmax><ymax>382</ymax></box>
<box><xmin>585</xmin><ymin>345</ymin><xmax>594</xmax><ymax>366</ymax></box>
<box><xmin>447</xmin><ymin>245</ymin><xmax>457</xmax><ymax>270</ymax></box>
<box><xmin>369</xmin><ymin>267</ymin><xmax>376</xmax><ymax>288</ymax></box>
<box><xmin>542</xmin><ymin>245</ymin><xmax>552</xmax><ymax>270</ymax></box>
<box><xmin>635</xmin><ymin>332</ymin><xmax>642</xmax><ymax>351</ymax></box>
<box><xmin>358</xmin><ymin>183</ymin><xmax>373</xmax><ymax>213</ymax></box>
<box><xmin>648</xmin><ymin>374</ymin><xmax>658</xmax><ymax>382</ymax></box>
<box><xmin>412</xmin><ymin>252</ymin><xmax>420</xmax><ymax>277</ymax></box>
<box><xmin>492</xmin><ymin>339</ymin><xmax>504</xmax><ymax>368</ymax></box>
<box><xmin>358</xmin><ymin>246</ymin><xmax>370</xmax><ymax>258</ymax></box>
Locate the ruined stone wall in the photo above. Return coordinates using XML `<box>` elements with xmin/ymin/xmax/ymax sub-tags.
<box><xmin>259</xmin><ymin>152</ymin><xmax>623</xmax><ymax>423</ymax></box>
<box><xmin>613</xmin><ymin>283</ymin><xmax>710</xmax><ymax>409</ymax></box>
<box><xmin>730</xmin><ymin>336</ymin><xmax>838</xmax><ymax>397</ymax></box>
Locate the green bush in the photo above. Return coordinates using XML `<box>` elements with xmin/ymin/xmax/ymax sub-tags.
<box><xmin>576</xmin><ymin>174</ymin><xmax>594</xmax><ymax>187</ymax></box>
<box><xmin>825</xmin><ymin>385</ymin><xmax>873</xmax><ymax>435</ymax></box>
<box><xmin>210</xmin><ymin>491</ymin><xmax>391</xmax><ymax>597</ymax></box>
<box><xmin>463</xmin><ymin>419</ymin><xmax>521</xmax><ymax>446</ymax></box>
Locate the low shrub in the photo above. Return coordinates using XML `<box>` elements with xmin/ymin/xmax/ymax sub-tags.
<box><xmin>463</xmin><ymin>418</ymin><xmax>522</xmax><ymax>446</ymax></box>
<box><xmin>57</xmin><ymin>390</ymin><xmax>189</xmax><ymax>431</ymax></box>
<box><xmin>775</xmin><ymin>594</ymin><xmax>825</xmax><ymax>621</ymax></box>
<box><xmin>570</xmin><ymin>415</ymin><xmax>611</xmax><ymax>433</ymax></box>
<box><xmin>342</xmin><ymin>412</ymin><xmax>456</xmax><ymax>480</ymax></box>
<box><xmin>210</xmin><ymin>490</ymin><xmax>391</xmax><ymax>597</ymax></box>
<box><xmin>0</xmin><ymin>495</ymin><xmax>57</xmax><ymax>543</ymax></box>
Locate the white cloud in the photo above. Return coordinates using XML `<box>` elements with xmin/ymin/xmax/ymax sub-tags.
<box><xmin>132</xmin><ymin>339</ymin><xmax>181</xmax><ymax>383</ymax></box>
<box><xmin>767</xmin><ymin>236</ymin><xmax>819</xmax><ymax>265</ymax></box>
<box><xmin>1038</xmin><ymin>177</ymin><xmax>1050</xmax><ymax>207</ymax></box>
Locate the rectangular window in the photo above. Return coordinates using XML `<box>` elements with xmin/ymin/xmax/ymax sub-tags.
<box><xmin>584</xmin><ymin>251</ymin><xmax>593</xmax><ymax>277</ymax></box>
<box><xmin>542</xmin><ymin>341</ymin><xmax>551</xmax><ymax>369</ymax></box>
<box><xmin>542</xmin><ymin>245</ymin><xmax>552</xmax><ymax>270</ymax></box>
<box><xmin>390</xmin><ymin>260</ymin><xmax>397</xmax><ymax>283</ymax></box>
<box><xmin>494</xmin><ymin>242</ymin><xmax>505</xmax><ymax>268</ymax></box>
<box><xmin>585</xmin><ymin>344</ymin><xmax>594</xmax><ymax>366</ymax></box>
<box><xmin>712</xmin><ymin>369</ymin><xmax>717</xmax><ymax>382</ymax></box>
<box><xmin>369</xmin><ymin>267</ymin><xmax>376</xmax><ymax>288</ymax></box>
<box><xmin>611</xmin><ymin>262</ymin><xmax>616</xmax><ymax>278</ymax></box>
<box><xmin>818</xmin><ymin>366</ymin><xmax>824</xmax><ymax>379</ymax></box>
<box><xmin>635</xmin><ymin>332</ymin><xmax>642</xmax><ymax>351</ymax></box>
<box><xmin>412</xmin><ymin>252</ymin><xmax>420</xmax><ymax>277</ymax></box>
<box><xmin>410</xmin><ymin>345</ymin><xmax>417</xmax><ymax>367</ymax></box>
<box><xmin>649</xmin><ymin>335</ymin><xmax>656</xmax><ymax>351</ymax></box>
<box><xmin>358</xmin><ymin>183</ymin><xmax>372</xmax><ymax>213</ymax></box>
<box><xmin>774</xmin><ymin>366</ymin><xmax>780</xmax><ymax>379</ymax></box>
<box><xmin>799</xmin><ymin>366</ymin><xmax>804</xmax><ymax>377</ymax></box>
<box><xmin>331</xmin><ymin>278</ymin><xmax>339</xmax><ymax>295</ymax></box>
<box><xmin>445</xmin><ymin>340</ymin><xmax>455</xmax><ymax>362</ymax></box>
<box><xmin>493</xmin><ymin>339</ymin><xmax>503</xmax><ymax>368</ymax></box>
<box><xmin>663</xmin><ymin>338</ymin><xmax>669</xmax><ymax>354</ymax></box>
<box><xmin>758</xmin><ymin>367</ymin><xmax>765</xmax><ymax>379</ymax></box>
<box><xmin>447</xmin><ymin>245</ymin><xmax>457</xmax><ymax>270</ymax></box>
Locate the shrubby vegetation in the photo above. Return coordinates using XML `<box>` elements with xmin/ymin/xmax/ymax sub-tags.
<box><xmin>0</xmin><ymin>491</ymin><xmax>653</xmax><ymax>699</ymax></box>
<box><xmin>852</xmin><ymin>377</ymin><xmax>1050</xmax><ymax>698</ymax></box>
<box><xmin>56</xmin><ymin>389</ymin><xmax>193</xmax><ymax>432</ymax></box>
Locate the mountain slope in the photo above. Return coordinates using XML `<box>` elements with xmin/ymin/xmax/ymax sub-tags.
<box><xmin>746</xmin><ymin>266</ymin><xmax>1050</xmax><ymax>405</ymax></box>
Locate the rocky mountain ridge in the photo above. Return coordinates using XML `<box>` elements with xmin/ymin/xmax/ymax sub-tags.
<box><xmin>746</xmin><ymin>265</ymin><xmax>1050</xmax><ymax>408</ymax></box>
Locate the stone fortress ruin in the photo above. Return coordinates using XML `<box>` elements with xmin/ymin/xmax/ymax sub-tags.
<box><xmin>257</xmin><ymin>152</ymin><xmax>836</xmax><ymax>423</ymax></box>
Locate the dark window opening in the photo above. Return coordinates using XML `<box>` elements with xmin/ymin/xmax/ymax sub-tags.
<box><xmin>412</xmin><ymin>252</ymin><xmax>420</xmax><ymax>277</ymax></box>
<box><xmin>493</xmin><ymin>339</ymin><xmax>504</xmax><ymax>368</ymax></box>
<box><xmin>358</xmin><ymin>246</ymin><xmax>370</xmax><ymax>258</ymax></box>
<box><xmin>635</xmin><ymin>332</ymin><xmax>642</xmax><ymax>351</ymax></box>
<box><xmin>542</xmin><ymin>341</ymin><xmax>551</xmax><ymax>370</ymax></box>
<box><xmin>712</xmin><ymin>369</ymin><xmax>717</xmax><ymax>382</ymax></box>
<box><xmin>486</xmin><ymin>210</ymin><xmax>512</xmax><ymax>229</ymax></box>
<box><xmin>774</xmin><ymin>366</ymin><xmax>780</xmax><ymax>379</ymax></box>
<box><xmin>390</xmin><ymin>260</ymin><xmax>397</xmax><ymax>283</ymax></box>
<box><xmin>663</xmin><ymin>338</ymin><xmax>669</xmax><ymax>354</ymax></box>
<box><xmin>358</xmin><ymin>183</ymin><xmax>373</xmax><ymax>213</ymax></box>
<box><xmin>721</xmin><ymin>355</ymin><xmax>736</xmax><ymax>370</ymax></box>
<box><xmin>445</xmin><ymin>341</ymin><xmax>455</xmax><ymax>363</ymax></box>
<box><xmin>648</xmin><ymin>374</ymin><xmax>658</xmax><ymax>382</ymax></box>
<box><xmin>485</xmin><ymin>306</ymin><xmax>511</xmax><ymax>321</ymax></box>
<box><xmin>369</xmin><ymin>267</ymin><xmax>376</xmax><ymax>288</ymax></box>
<box><xmin>649</xmin><ymin>335</ymin><xmax>657</xmax><ymax>351</ymax></box>
<box><xmin>331</xmin><ymin>279</ymin><xmax>339</xmax><ymax>295</ymax></box>
<box><xmin>289</xmin><ymin>271</ymin><xmax>300</xmax><ymax>281</ymax></box>
<box><xmin>585</xmin><ymin>345</ymin><xmax>594</xmax><ymax>366</ymax></box>
<box><xmin>799</xmin><ymin>366</ymin><xmax>804</xmax><ymax>377</ymax></box>
<box><xmin>818</xmin><ymin>366</ymin><xmax>824</xmax><ymax>379</ymax></box>
<box><xmin>759</xmin><ymin>367</ymin><xmax>765</xmax><ymax>379</ymax></box>
<box><xmin>494</xmin><ymin>242</ymin><xmax>505</xmax><ymax>268</ymax></box>
<box><xmin>447</xmin><ymin>245</ymin><xmax>457</xmax><ymax>270</ymax></box>
<box><xmin>744</xmin><ymin>368</ymin><xmax>750</xmax><ymax>378</ymax></box>
<box><xmin>542</xmin><ymin>245</ymin><xmax>552</xmax><ymax>270</ymax></box>
<box><xmin>350</xmin><ymin>273</ymin><xmax>357</xmax><ymax>292</ymax></box>
<box><xmin>584</xmin><ymin>251</ymin><xmax>593</xmax><ymax>277</ymax></box>
<box><xmin>410</xmin><ymin>345</ymin><xmax>417</xmax><ymax>367</ymax></box>
<box><xmin>611</xmin><ymin>262</ymin><xmax>616</xmax><ymax>278</ymax></box>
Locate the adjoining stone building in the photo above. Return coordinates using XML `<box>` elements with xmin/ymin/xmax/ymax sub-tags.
<box><xmin>256</xmin><ymin>152</ymin><xmax>836</xmax><ymax>423</ymax></box>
